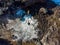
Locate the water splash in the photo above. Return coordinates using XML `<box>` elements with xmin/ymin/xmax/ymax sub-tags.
<box><xmin>20</xmin><ymin>14</ymin><xmax>32</xmax><ymax>21</ymax></box>
<box><xmin>7</xmin><ymin>7</ymin><xmax>39</xmax><ymax>42</ymax></box>
<box><xmin>12</xmin><ymin>16</ymin><xmax>39</xmax><ymax>42</ymax></box>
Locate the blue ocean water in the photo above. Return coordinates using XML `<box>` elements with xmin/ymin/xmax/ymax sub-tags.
<box><xmin>52</xmin><ymin>0</ymin><xmax>60</xmax><ymax>5</ymax></box>
<box><xmin>16</xmin><ymin>9</ymin><xmax>26</xmax><ymax>17</ymax></box>
<box><xmin>15</xmin><ymin>9</ymin><xmax>32</xmax><ymax>21</ymax></box>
